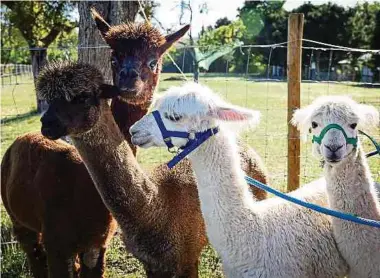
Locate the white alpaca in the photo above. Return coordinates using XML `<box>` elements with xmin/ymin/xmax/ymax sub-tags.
<box><xmin>130</xmin><ymin>82</ymin><xmax>350</xmax><ymax>278</ymax></box>
<box><xmin>292</xmin><ymin>96</ymin><xmax>380</xmax><ymax>278</ymax></box>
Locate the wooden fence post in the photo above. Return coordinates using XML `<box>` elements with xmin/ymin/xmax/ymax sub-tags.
<box><xmin>287</xmin><ymin>13</ymin><xmax>304</xmax><ymax>192</ymax></box>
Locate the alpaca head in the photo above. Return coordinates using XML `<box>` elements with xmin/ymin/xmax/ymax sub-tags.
<box><xmin>91</xmin><ymin>8</ymin><xmax>190</xmax><ymax>105</ymax></box>
<box><xmin>130</xmin><ymin>82</ymin><xmax>261</xmax><ymax>149</ymax></box>
<box><xmin>292</xmin><ymin>96</ymin><xmax>379</xmax><ymax>164</ymax></box>
<box><xmin>38</xmin><ymin>61</ymin><xmax>120</xmax><ymax>140</ymax></box>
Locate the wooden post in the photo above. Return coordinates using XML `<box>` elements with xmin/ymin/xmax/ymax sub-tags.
<box><xmin>287</xmin><ymin>13</ymin><xmax>304</xmax><ymax>192</ymax></box>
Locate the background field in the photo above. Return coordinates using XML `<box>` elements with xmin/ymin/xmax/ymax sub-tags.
<box><xmin>1</xmin><ymin>73</ymin><xmax>379</xmax><ymax>277</ymax></box>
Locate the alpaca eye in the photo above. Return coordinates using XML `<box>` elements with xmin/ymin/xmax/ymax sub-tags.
<box><xmin>164</xmin><ymin>113</ymin><xmax>182</xmax><ymax>122</ymax></box>
<box><xmin>311</xmin><ymin>121</ymin><xmax>318</xmax><ymax>128</ymax></box>
<box><xmin>111</xmin><ymin>58</ymin><xmax>118</xmax><ymax>67</ymax></box>
<box><xmin>350</xmin><ymin>123</ymin><xmax>357</xmax><ymax>129</ymax></box>
<box><xmin>72</xmin><ymin>96</ymin><xmax>87</xmax><ymax>104</ymax></box>
<box><xmin>148</xmin><ymin>59</ymin><xmax>158</xmax><ymax>71</ymax></box>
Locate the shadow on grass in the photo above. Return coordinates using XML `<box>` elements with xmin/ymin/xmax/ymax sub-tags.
<box><xmin>350</xmin><ymin>83</ymin><xmax>380</xmax><ymax>89</ymax></box>
<box><xmin>1</xmin><ymin>110</ymin><xmax>39</xmax><ymax>125</ymax></box>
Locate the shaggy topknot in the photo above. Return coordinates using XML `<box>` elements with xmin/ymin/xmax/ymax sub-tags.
<box><xmin>37</xmin><ymin>61</ymin><xmax>104</xmax><ymax>102</ymax></box>
<box><xmin>105</xmin><ymin>23</ymin><xmax>166</xmax><ymax>51</ymax></box>
<box><xmin>91</xmin><ymin>8</ymin><xmax>174</xmax><ymax>52</ymax></box>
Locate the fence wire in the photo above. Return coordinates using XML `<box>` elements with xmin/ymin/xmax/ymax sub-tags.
<box><xmin>1</xmin><ymin>44</ymin><xmax>380</xmax><ymax>259</ymax></box>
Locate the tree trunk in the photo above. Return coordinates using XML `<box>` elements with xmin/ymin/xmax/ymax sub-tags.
<box><xmin>31</xmin><ymin>48</ymin><xmax>48</xmax><ymax>113</ymax></box>
<box><xmin>78</xmin><ymin>1</ymin><xmax>139</xmax><ymax>82</ymax></box>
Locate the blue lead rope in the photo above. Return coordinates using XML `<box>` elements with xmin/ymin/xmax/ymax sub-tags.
<box><xmin>244</xmin><ymin>175</ymin><xmax>380</xmax><ymax>229</ymax></box>
<box><xmin>152</xmin><ymin>109</ymin><xmax>380</xmax><ymax>228</ymax></box>
<box><xmin>359</xmin><ymin>130</ymin><xmax>380</xmax><ymax>158</ymax></box>
<box><xmin>244</xmin><ymin>128</ymin><xmax>380</xmax><ymax>229</ymax></box>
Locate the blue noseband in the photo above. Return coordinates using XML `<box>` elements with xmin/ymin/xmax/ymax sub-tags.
<box><xmin>152</xmin><ymin>110</ymin><xmax>219</xmax><ymax>169</ymax></box>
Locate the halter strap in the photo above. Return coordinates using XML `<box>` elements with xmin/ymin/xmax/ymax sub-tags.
<box><xmin>152</xmin><ymin>110</ymin><xmax>219</xmax><ymax>169</ymax></box>
<box><xmin>152</xmin><ymin>111</ymin><xmax>190</xmax><ymax>150</ymax></box>
<box><xmin>312</xmin><ymin>123</ymin><xmax>358</xmax><ymax>147</ymax></box>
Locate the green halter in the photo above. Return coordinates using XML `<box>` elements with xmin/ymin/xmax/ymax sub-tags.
<box><xmin>312</xmin><ymin>123</ymin><xmax>358</xmax><ymax>147</ymax></box>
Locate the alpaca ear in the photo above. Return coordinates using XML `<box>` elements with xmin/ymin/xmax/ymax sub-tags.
<box><xmin>291</xmin><ymin>106</ymin><xmax>313</xmax><ymax>141</ymax></box>
<box><xmin>291</xmin><ymin>107</ymin><xmax>312</xmax><ymax>132</ymax></box>
<box><xmin>357</xmin><ymin>104</ymin><xmax>379</xmax><ymax>130</ymax></box>
<box><xmin>158</xmin><ymin>25</ymin><xmax>190</xmax><ymax>55</ymax></box>
<box><xmin>210</xmin><ymin>106</ymin><xmax>261</xmax><ymax>126</ymax></box>
<box><xmin>99</xmin><ymin>84</ymin><xmax>120</xmax><ymax>99</ymax></box>
<box><xmin>91</xmin><ymin>8</ymin><xmax>111</xmax><ymax>38</ymax></box>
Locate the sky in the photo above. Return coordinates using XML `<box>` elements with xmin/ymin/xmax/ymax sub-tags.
<box><xmin>152</xmin><ymin>0</ymin><xmax>378</xmax><ymax>35</ymax></box>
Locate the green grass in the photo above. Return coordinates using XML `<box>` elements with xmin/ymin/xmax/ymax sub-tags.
<box><xmin>1</xmin><ymin>73</ymin><xmax>379</xmax><ymax>277</ymax></box>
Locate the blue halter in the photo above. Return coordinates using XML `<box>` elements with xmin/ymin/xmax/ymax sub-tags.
<box><xmin>152</xmin><ymin>110</ymin><xmax>219</xmax><ymax>169</ymax></box>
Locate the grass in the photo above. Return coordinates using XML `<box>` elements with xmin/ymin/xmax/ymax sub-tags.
<box><xmin>1</xmin><ymin>73</ymin><xmax>379</xmax><ymax>277</ymax></box>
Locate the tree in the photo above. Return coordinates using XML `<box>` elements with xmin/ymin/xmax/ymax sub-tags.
<box><xmin>349</xmin><ymin>2</ymin><xmax>380</xmax><ymax>48</ymax></box>
<box><xmin>1</xmin><ymin>1</ymin><xmax>77</xmax><ymax>112</ymax></box>
<box><xmin>214</xmin><ymin>17</ymin><xmax>231</xmax><ymax>28</ymax></box>
<box><xmin>197</xmin><ymin>19</ymin><xmax>246</xmax><ymax>72</ymax></box>
<box><xmin>0</xmin><ymin>13</ymin><xmax>29</xmax><ymax>64</ymax></box>
<box><xmin>370</xmin><ymin>7</ymin><xmax>380</xmax><ymax>81</ymax></box>
<box><xmin>235</xmin><ymin>1</ymin><xmax>287</xmax><ymax>74</ymax></box>
<box><xmin>78</xmin><ymin>1</ymin><xmax>140</xmax><ymax>81</ymax></box>
<box><xmin>177</xmin><ymin>1</ymin><xmax>246</xmax><ymax>80</ymax></box>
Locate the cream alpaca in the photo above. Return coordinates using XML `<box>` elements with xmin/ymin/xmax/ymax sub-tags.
<box><xmin>130</xmin><ymin>82</ymin><xmax>350</xmax><ymax>278</ymax></box>
<box><xmin>292</xmin><ymin>96</ymin><xmax>380</xmax><ymax>278</ymax></box>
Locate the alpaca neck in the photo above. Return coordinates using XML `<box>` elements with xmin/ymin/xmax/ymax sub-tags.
<box><xmin>324</xmin><ymin>146</ymin><xmax>380</xmax><ymax>221</ymax></box>
<box><xmin>70</xmin><ymin>101</ymin><xmax>162</xmax><ymax>227</ymax></box>
<box><xmin>188</xmin><ymin>128</ymin><xmax>257</xmax><ymax>228</ymax></box>
<box><xmin>111</xmin><ymin>97</ymin><xmax>150</xmax><ymax>156</ymax></box>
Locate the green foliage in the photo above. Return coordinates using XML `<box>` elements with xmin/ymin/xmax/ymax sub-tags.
<box><xmin>294</xmin><ymin>2</ymin><xmax>352</xmax><ymax>45</ymax></box>
<box><xmin>232</xmin><ymin>1</ymin><xmax>287</xmax><ymax>73</ymax></box>
<box><xmin>1</xmin><ymin>1</ymin><xmax>77</xmax><ymax>47</ymax></box>
<box><xmin>47</xmin><ymin>28</ymin><xmax>79</xmax><ymax>62</ymax></box>
<box><xmin>1</xmin><ymin>2</ymin><xmax>77</xmax><ymax>65</ymax></box>
<box><xmin>348</xmin><ymin>2</ymin><xmax>380</xmax><ymax>48</ymax></box>
<box><xmin>0</xmin><ymin>21</ymin><xmax>30</xmax><ymax>64</ymax></box>
<box><xmin>214</xmin><ymin>17</ymin><xmax>232</xmax><ymax>29</ymax></box>
<box><xmin>239</xmin><ymin>0</ymin><xmax>287</xmax><ymax>43</ymax></box>
<box><xmin>1</xmin><ymin>207</ymin><xmax>32</xmax><ymax>278</ymax></box>
<box><xmin>197</xmin><ymin>19</ymin><xmax>246</xmax><ymax>52</ymax></box>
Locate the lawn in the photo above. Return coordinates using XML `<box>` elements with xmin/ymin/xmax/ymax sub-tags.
<box><xmin>1</xmin><ymin>73</ymin><xmax>379</xmax><ymax>277</ymax></box>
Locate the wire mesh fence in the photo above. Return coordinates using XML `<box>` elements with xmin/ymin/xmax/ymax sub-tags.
<box><xmin>1</xmin><ymin>42</ymin><xmax>380</xmax><ymax>269</ymax></box>
<box><xmin>1</xmin><ymin>42</ymin><xmax>379</xmax><ymax>185</ymax></box>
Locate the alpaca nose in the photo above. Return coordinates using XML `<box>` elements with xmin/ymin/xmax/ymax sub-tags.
<box><xmin>324</xmin><ymin>144</ymin><xmax>344</xmax><ymax>153</ymax></box>
<box><xmin>120</xmin><ymin>68</ymin><xmax>139</xmax><ymax>79</ymax></box>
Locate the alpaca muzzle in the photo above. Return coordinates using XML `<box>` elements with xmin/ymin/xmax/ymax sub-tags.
<box><xmin>40</xmin><ymin>114</ymin><xmax>67</xmax><ymax>140</ymax></box>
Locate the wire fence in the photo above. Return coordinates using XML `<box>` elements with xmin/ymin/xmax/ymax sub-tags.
<box><xmin>1</xmin><ymin>42</ymin><xmax>380</xmax><ymax>184</ymax></box>
<box><xmin>1</xmin><ymin>42</ymin><xmax>380</xmax><ymax>266</ymax></box>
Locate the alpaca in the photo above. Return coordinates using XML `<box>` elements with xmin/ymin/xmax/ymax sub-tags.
<box><xmin>0</xmin><ymin>16</ymin><xmax>196</xmax><ymax>278</ymax></box>
<box><xmin>2</xmin><ymin>11</ymin><xmax>267</xmax><ymax>276</ymax></box>
<box><xmin>292</xmin><ymin>96</ymin><xmax>380</xmax><ymax>278</ymax></box>
<box><xmin>35</xmin><ymin>61</ymin><xmax>268</xmax><ymax>277</ymax></box>
<box><xmin>130</xmin><ymin>82</ymin><xmax>353</xmax><ymax>278</ymax></box>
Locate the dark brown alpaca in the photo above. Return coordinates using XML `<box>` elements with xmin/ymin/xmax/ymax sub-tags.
<box><xmin>91</xmin><ymin>9</ymin><xmax>268</xmax><ymax>200</ymax></box>
<box><xmin>38</xmin><ymin>62</ymin><xmax>268</xmax><ymax>277</ymax></box>
<box><xmin>1</xmin><ymin>11</ymin><xmax>268</xmax><ymax>278</ymax></box>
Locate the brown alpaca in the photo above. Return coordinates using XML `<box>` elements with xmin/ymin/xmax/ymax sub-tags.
<box><xmin>38</xmin><ymin>62</ymin><xmax>268</xmax><ymax>277</ymax></box>
<box><xmin>0</xmin><ymin>21</ymin><xmax>190</xmax><ymax>278</ymax></box>
<box><xmin>1</xmin><ymin>11</ymin><xmax>268</xmax><ymax>278</ymax></box>
<box><xmin>91</xmin><ymin>9</ymin><xmax>268</xmax><ymax>200</ymax></box>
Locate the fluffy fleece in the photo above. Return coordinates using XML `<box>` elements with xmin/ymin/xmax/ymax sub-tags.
<box><xmin>292</xmin><ymin>96</ymin><xmax>380</xmax><ymax>278</ymax></box>
<box><xmin>130</xmin><ymin>82</ymin><xmax>352</xmax><ymax>278</ymax></box>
